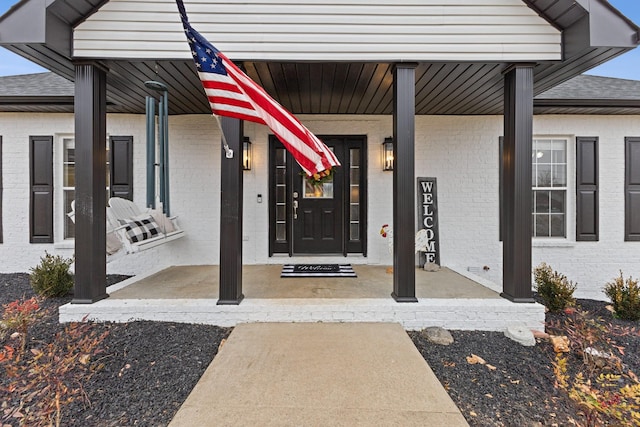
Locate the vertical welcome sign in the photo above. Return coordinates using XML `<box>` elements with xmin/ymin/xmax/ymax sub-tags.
<box><xmin>417</xmin><ymin>177</ymin><xmax>440</xmax><ymax>266</ymax></box>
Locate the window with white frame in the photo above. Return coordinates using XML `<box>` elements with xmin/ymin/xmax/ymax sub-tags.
<box><xmin>532</xmin><ymin>138</ymin><xmax>567</xmax><ymax>237</ymax></box>
<box><xmin>61</xmin><ymin>137</ymin><xmax>110</xmax><ymax>240</ymax></box>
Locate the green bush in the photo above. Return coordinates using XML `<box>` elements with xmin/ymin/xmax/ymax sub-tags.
<box><xmin>533</xmin><ymin>263</ymin><xmax>576</xmax><ymax>312</ymax></box>
<box><xmin>29</xmin><ymin>252</ymin><xmax>74</xmax><ymax>298</ymax></box>
<box><xmin>604</xmin><ymin>271</ymin><xmax>640</xmax><ymax>321</ymax></box>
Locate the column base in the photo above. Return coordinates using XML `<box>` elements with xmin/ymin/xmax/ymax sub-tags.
<box><xmin>71</xmin><ymin>293</ymin><xmax>109</xmax><ymax>304</ymax></box>
<box><xmin>391</xmin><ymin>293</ymin><xmax>418</xmax><ymax>303</ymax></box>
<box><xmin>500</xmin><ymin>292</ymin><xmax>535</xmax><ymax>303</ymax></box>
<box><xmin>217</xmin><ymin>294</ymin><xmax>245</xmax><ymax>305</ymax></box>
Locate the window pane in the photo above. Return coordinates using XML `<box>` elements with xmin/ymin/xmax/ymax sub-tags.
<box><xmin>552</xmin><ymin>165</ymin><xmax>566</xmax><ymax>187</ymax></box>
<box><xmin>350</xmin><ymin>224</ymin><xmax>360</xmax><ymax>241</ymax></box>
<box><xmin>534</xmin><ymin>190</ymin><xmax>550</xmax><ymax>214</ymax></box>
<box><xmin>535</xmin><ymin>214</ymin><xmax>549</xmax><ymax>237</ymax></box>
<box><xmin>552</xmin><ymin>148</ymin><xmax>566</xmax><ymax>163</ymax></box>
<box><xmin>550</xmin><ymin>191</ymin><xmax>565</xmax><ymax>213</ymax></box>
<box><xmin>350</xmin><ymin>148</ymin><xmax>360</xmax><ymax>167</ymax></box>
<box><xmin>276</xmin><ymin>223</ymin><xmax>286</xmax><ymax>241</ymax></box>
<box><xmin>350</xmin><ymin>168</ymin><xmax>360</xmax><ymax>183</ymax></box>
<box><xmin>350</xmin><ymin>186</ymin><xmax>359</xmax><ymax>203</ymax></box>
<box><xmin>534</xmin><ymin>139</ymin><xmax>551</xmax><ymax>162</ymax></box>
<box><xmin>63</xmin><ymin>139</ymin><xmax>75</xmax><ymax>162</ymax></box>
<box><xmin>276</xmin><ymin>168</ymin><xmax>286</xmax><ymax>184</ymax></box>
<box><xmin>276</xmin><ymin>205</ymin><xmax>286</xmax><ymax>221</ymax></box>
<box><xmin>303</xmin><ymin>179</ymin><xmax>333</xmax><ymax>199</ymax></box>
<box><xmin>350</xmin><ymin>204</ymin><xmax>360</xmax><ymax>221</ymax></box>
<box><xmin>536</xmin><ymin>165</ymin><xmax>551</xmax><ymax>187</ymax></box>
<box><xmin>63</xmin><ymin>164</ymin><xmax>75</xmax><ymax>187</ymax></box>
<box><xmin>64</xmin><ymin>190</ymin><xmax>75</xmax><ymax>239</ymax></box>
<box><xmin>276</xmin><ymin>148</ymin><xmax>286</xmax><ymax>165</ymax></box>
<box><xmin>550</xmin><ymin>214</ymin><xmax>565</xmax><ymax>237</ymax></box>
<box><xmin>276</xmin><ymin>186</ymin><xmax>286</xmax><ymax>202</ymax></box>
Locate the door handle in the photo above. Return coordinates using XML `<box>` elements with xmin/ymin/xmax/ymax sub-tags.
<box><xmin>293</xmin><ymin>200</ymin><xmax>298</xmax><ymax>219</ymax></box>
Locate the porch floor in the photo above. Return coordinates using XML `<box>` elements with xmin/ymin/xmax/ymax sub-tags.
<box><xmin>59</xmin><ymin>265</ymin><xmax>545</xmax><ymax>331</ymax></box>
<box><xmin>108</xmin><ymin>265</ymin><xmax>501</xmax><ymax>300</ymax></box>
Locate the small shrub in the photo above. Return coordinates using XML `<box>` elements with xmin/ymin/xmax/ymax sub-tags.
<box><xmin>604</xmin><ymin>271</ymin><xmax>640</xmax><ymax>321</ymax></box>
<box><xmin>534</xmin><ymin>263</ymin><xmax>576</xmax><ymax>312</ymax></box>
<box><xmin>554</xmin><ymin>354</ymin><xmax>640</xmax><ymax>427</ymax></box>
<box><xmin>551</xmin><ymin>311</ymin><xmax>640</xmax><ymax>426</ymax></box>
<box><xmin>1</xmin><ymin>297</ymin><xmax>42</xmax><ymax>350</ymax></box>
<box><xmin>30</xmin><ymin>251</ymin><xmax>74</xmax><ymax>298</ymax></box>
<box><xmin>0</xmin><ymin>319</ymin><xmax>109</xmax><ymax>427</ymax></box>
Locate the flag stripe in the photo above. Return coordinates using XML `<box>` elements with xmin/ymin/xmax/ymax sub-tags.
<box><xmin>218</xmin><ymin>59</ymin><xmax>331</xmax><ymax>173</ymax></box>
<box><xmin>177</xmin><ymin>0</ymin><xmax>340</xmax><ymax>176</ymax></box>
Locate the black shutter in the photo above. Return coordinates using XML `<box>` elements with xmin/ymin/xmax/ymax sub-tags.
<box><xmin>30</xmin><ymin>136</ymin><xmax>54</xmax><ymax>243</ymax></box>
<box><xmin>576</xmin><ymin>137</ymin><xmax>599</xmax><ymax>241</ymax></box>
<box><xmin>625</xmin><ymin>137</ymin><xmax>640</xmax><ymax>241</ymax></box>
<box><xmin>109</xmin><ymin>136</ymin><xmax>133</xmax><ymax>200</ymax></box>
<box><xmin>0</xmin><ymin>136</ymin><xmax>3</xmax><ymax>243</ymax></box>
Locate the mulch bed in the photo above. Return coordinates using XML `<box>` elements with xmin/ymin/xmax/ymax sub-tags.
<box><xmin>410</xmin><ymin>297</ymin><xmax>640</xmax><ymax>426</ymax></box>
<box><xmin>0</xmin><ymin>274</ymin><xmax>230</xmax><ymax>427</ymax></box>
<box><xmin>1</xmin><ymin>273</ymin><xmax>639</xmax><ymax>426</ymax></box>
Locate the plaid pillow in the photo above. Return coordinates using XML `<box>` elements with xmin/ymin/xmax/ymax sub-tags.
<box><xmin>122</xmin><ymin>217</ymin><xmax>161</xmax><ymax>243</ymax></box>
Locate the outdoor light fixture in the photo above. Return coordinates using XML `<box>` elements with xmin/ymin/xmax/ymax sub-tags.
<box><xmin>382</xmin><ymin>137</ymin><xmax>394</xmax><ymax>171</ymax></box>
<box><xmin>243</xmin><ymin>137</ymin><xmax>252</xmax><ymax>171</ymax></box>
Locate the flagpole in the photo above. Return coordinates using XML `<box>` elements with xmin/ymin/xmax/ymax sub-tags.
<box><xmin>213</xmin><ymin>114</ymin><xmax>234</xmax><ymax>159</ymax></box>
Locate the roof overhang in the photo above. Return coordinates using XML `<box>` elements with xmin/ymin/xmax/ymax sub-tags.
<box><xmin>0</xmin><ymin>0</ymin><xmax>638</xmax><ymax>115</ymax></box>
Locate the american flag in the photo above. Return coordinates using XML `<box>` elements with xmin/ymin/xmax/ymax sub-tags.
<box><xmin>176</xmin><ymin>0</ymin><xmax>340</xmax><ymax>177</ymax></box>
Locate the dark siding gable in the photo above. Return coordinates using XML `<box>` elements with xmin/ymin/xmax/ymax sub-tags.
<box><xmin>29</xmin><ymin>136</ymin><xmax>54</xmax><ymax>243</ymax></box>
<box><xmin>626</xmin><ymin>137</ymin><xmax>640</xmax><ymax>241</ymax></box>
<box><xmin>109</xmin><ymin>136</ymin><xmax>133</xmax><ymax>200</ymax></box>
<box><xmin>576</xmin><ymin>137</ymin><xmax>599</xmax><ymax>241</ymax></box>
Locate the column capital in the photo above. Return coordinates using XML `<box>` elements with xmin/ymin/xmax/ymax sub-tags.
<box><xmin>393</xmin><ymin>62</ymin><xmax>419</xmax><ymax>72</ymax></box>
<box><xmin>502</xmin><ymin>63</ymin><xmax>536</xmax><ymax>75</ymax></box>
<box><xmin>72</xmin><ymin>60</ymin><xmax>109</xmax><ymax>74</ymax></box>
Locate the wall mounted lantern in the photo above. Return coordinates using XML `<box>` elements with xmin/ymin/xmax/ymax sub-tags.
<box><xmin>381</xmin><ymin>137</ymin><xmax>394</xmax><ymax>171</ymax></box>
<box><xmin>243</xmin><ymin>137</ymin><xmax>252</xmax><ymax>171</ymax></box>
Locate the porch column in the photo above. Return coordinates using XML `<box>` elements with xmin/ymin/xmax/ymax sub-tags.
<box><xmin>72</xmin><ymin>62</ymin><xmax>108</xmax><ymax>304</ymax></box>
<box><xmin>218</xmin><ymin>116</ymin><xmax>245</xmax><ymax>305</ymax></box>
<box><xmin>502</xmin><ymin>64</ymin><xmax>535</xmax><ymax>302</ymax></box>
<box><xmin>392</xmin><ymin>63</ymin><xmax>418</xmax><ymax>303</ymax></box>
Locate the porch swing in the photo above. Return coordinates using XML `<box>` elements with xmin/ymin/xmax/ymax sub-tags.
<box><xmin>105</xmin><ymin>80</ymin><xmax>185</xmax><ymax>254</ymax></box>
<box><xmin>69</xmin><ymin>80</ymin><xmax>185</xmax><ymax>256</ymax></box>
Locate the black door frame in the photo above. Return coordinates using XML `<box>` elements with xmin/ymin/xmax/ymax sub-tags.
<box><xmin>268</xmin><ymin>134</ymin><xmax>367</xmax><ymax>256</ymax></box>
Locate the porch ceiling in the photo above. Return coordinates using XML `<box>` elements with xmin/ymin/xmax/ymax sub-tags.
<box><xmin>89</xmin><ymin>56</ymin><xmax>630</xmax><ymax>116</ymax></box>
<box><xmin>106</xmin><ymin>60</ymin><xmax>514</xmax><ymax>115</ymax></box>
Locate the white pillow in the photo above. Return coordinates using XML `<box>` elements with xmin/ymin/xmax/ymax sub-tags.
<box><xmin>149</xmin><ymin>209</ymin><xmax>176</xmax><ymax>233</ymax></box>
<box><xmin>106</xmin><ymin>231</ymin><xmax>122</xmax><ymax>255</ymax></box>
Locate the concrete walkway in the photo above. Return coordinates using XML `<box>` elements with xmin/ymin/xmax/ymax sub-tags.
<box><xmin>169</xmin><ymin>322</ymin><xmax>469</xmax><ymax>426</ymax></box>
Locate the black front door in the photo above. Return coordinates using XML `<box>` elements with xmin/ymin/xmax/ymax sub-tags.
<box><xmin>269</xmin><ymin>135</ymin><xmax>367</xmax><ymax>256</ymax></box>
<box><xmin>292</xmin><ymin>139</ymin><xmax>343</xmax><ymax>253</ymax></box>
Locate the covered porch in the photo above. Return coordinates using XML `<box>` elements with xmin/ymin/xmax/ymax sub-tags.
<box><xmin>1</xmin><ymin>0</ymin><xmax>638</xmax><ymax>312</ymax></box>
<box><xmin>58</xmin><ymin>265</ymin><xmax>545</xmax><ymax>331</ymax></box>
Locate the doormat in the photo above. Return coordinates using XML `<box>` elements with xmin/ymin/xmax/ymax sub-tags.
<box><xmin>281</xmin><ymin>264</ymin><xmax>357</xmax><ymax>278</ymax></box>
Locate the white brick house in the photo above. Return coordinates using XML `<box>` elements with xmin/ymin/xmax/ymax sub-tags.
<box><xmin>0</xmin><ymin>0</ymin><xmax>639</xmax><ymax>304</ymax></box>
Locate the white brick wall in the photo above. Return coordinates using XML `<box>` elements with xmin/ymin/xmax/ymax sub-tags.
<box><xmin>1</xmin><ymin>112</ymin><xmax>639</xmax><ymax>300</ymax></box>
